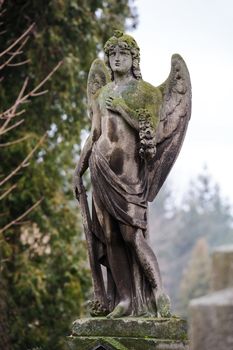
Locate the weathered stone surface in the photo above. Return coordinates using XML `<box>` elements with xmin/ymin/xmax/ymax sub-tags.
<box><xmin>211</xmin><ymin>245</ymin><xmax>233</xmax><ymax>291</ymax></box>
<box><xmin>67</xmin><ymin>336</ymin><xmax>189</xmax><ymax>350</ymax></box>
<box><xmin>74</xmin><ymin>30</ymin><xmax>191</xmax><ymax>318</ymax></box>
<box><xmin>189</xmin><ymin>288</ymin><xmax>233</xmax><ymax>350</ymax></box>
<box><xmin>67</xmin><ymin>317</ymin><xmax>189</xmax><ymax>350</ymax></box>
<box><xmin>72</xmin><ymin>317</ymin><xmax>187</xmax><ymax>339</ymax></box>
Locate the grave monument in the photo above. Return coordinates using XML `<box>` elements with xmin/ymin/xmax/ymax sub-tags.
<box><xmin>70</xmin><ymin>30</ymin><xmax>191</xmax><ymax>350</ymax></box>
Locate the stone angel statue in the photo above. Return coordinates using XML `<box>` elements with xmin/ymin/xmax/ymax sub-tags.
<box><xmin>73</xmin><ymin>31</ymin><xmax>191</xmax><ymax>318</ymax></box>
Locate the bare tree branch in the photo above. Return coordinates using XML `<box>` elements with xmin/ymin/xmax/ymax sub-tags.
<box><xmin>8</xmin><ymin>59</ymin><xmax>30</xmax><ymax>67</ymax></box>
<box><xmin>0</xmin><ymin>36</ymin><xmax>30</xmax><ymax>70</ymax></box>
<box><xmin>0</xmin><ymin>184</ymin><xmax>17</xmax><ymax>200</ymax></box>
<box><xmin>0</xmin><ymin>134</ymin><xmax>30</xmax><ymax>147</ymax></box>
<box><xmin>0</xmin><ymin>198</ymin><xmax>43</xmax><ymax>235</ymax></box>
<box><xmin>0</xmin><ymin>23</ymin><xmax>34</xmax><ymax>59</ymax></box>
<box><xmin>30</xmin><ymin>89</ymin><xmax>48</xmax><ymax>97</ymax></box>
<box><xmin>0</xmin><ymin>8</ymin><xmax>6</xmax><ymax>17</ymax></box>
<box><xmin>0</xmin><ymin>77</ymin><xmax>28</xmax><ymax>133</ymax></box>
<box><xmin>0</xmin><ymin>21</ymin><xmax>62</xmax><ymax>243</ymax></box>
<box><xmin>29</xmin><ymin>61</ymin><xmax>63</xmax><ymax>94</ymax></box>
<box><xmin>0</xmin><ymin>133</ymin><xmax>47</xmax><ymax>187</ymax></box>
<box><xmin>0</xmin><ymin>119</ymin><xmax>24</xmax><ymax>136</ymax></box>
<box><xmin>0</xmin><ymin>60</ymin><xmax>62</xmax><ymax>130</ymax></box>
<box><xmin>0</xmin><ymin>109</ymin><xmax>26</xmax><ymax>120</ymax></box>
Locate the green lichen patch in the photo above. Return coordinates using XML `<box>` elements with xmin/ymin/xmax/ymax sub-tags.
<box><xmin>71</xmin><ymin>317</ymin><xmax>188</xmax><ymax>340</ymax></box>
<box><xmin>104</xmin><ymin>31</ymin><xmax>139</xmax><ymax>57</ymax></box>
<box><xmin>67</xmin><ymin>335</ymin><xmax>189</xmax><ymax>350</ymax></box>
<box><xmin>98</xmin><ymin>79</ymin><xmax>162</xmax><ymax>130</ymax></box>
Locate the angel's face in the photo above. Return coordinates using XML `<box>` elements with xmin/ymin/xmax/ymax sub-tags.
<box><xmin>108</xmin><ymin>43</ymin><xmax>133</xmax><ymax>76</ymax></box>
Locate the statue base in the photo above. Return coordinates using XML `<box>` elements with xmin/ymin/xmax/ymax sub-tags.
<box><xmin>67</xmin><ymin>317</ymin><xmax>189</xmax><ymax>350</ymax></box>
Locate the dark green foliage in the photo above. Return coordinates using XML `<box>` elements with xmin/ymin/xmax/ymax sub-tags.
<box><xmin>0</xmin><ymin>1</ymin><xmax>137</xmax><ymax>349</ymax></box>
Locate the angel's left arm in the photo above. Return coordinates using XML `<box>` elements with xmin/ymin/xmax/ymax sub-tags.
<box><xmin>74</xmin><ymin>101</ymin><xmax>101</xmax><ymax>178</ymax></box>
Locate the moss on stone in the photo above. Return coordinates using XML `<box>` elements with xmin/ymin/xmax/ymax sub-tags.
<box><xmin>98</xmin><ymin>79</ymin><xmax>162</xmax><ymax>130</ymax></box>
<box><xmin>71</xmin><ymin>317</ymin><xmax>188</xmax><ymax>340</ymax></box>
<box><xmin>104</xmin><ymin>337</ymin><xmax>128</xmax><ymax>350</ymax></box>
<box><xmin>68</xmin><ymin>335</ymin><xmax>189</xmax><ymax>350</ymax></box>
<box><xmin>104</xmin><ymin>31</ymin><xmax>140</xmax><ymax>57</ymax></box>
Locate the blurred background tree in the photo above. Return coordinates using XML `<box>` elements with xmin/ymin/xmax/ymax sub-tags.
<box><xmin>0</xmin><ymin>1</ymin><xmax>137</xmax><ymax>349</ymax></box>
<box><xmin>179</xmin><ymin>237</ymin><xmax>211</xmax><ymax>314</ymax></box>
<box><xmin>0</xmin><ymin>22</ymin><xmax>61</xmax><ymax>349</ymax></box>
<box><xmin>150</xmin><ymin>167</ymin><xmax>233</xmax><ymax>318</ymax></box>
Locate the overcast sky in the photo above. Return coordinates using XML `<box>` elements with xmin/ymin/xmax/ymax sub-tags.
<box><xmin>131</xmin><ymin>0</ymin><xmax>233</xmax><ymax>203</ymax></box>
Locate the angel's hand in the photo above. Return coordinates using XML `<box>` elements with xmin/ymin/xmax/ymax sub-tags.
<box><xmin>106</xmin><ymin>96</ymin><xmax>123</xmax><ymax>113</ymax></box>
<box><xmin>73</xmin><ymin>173</ymin><xmax>84</xmax><ymax>202</ymax></box>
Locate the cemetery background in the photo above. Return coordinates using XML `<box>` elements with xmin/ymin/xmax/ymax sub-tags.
<box><xmin>1</xmin><ymin>0</ymin><xmax>233</xmax><ymax>349</ymax></box>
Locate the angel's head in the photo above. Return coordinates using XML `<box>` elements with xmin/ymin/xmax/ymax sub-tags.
<box><xmin>104</xmin><ymin>30</ymin><xmax>142</xmax><ymax>81</ymax></box>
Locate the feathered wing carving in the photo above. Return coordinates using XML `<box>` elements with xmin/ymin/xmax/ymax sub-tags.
<box><xmin>147</xmin><ymin>54</ymin><xmax>192</xmax><ymax>202</ymax></box>
<box><xmin>87</xmin><ymin>58</ymin><xmax>111</xmax><ymax>119</ymax></box>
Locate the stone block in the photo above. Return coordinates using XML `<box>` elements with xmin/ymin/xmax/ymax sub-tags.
<box><xmin>67</xmin><ymin>317</ymin><xmax>189</xmax><ymax>350</ymax></box>
<box><xmin>189</xmin><ymin>288</ymin><xmax>233</xmax><ymax>350</ymax></box>
<box><xmin>211</xmin><ymin>245</ymin><xmax>233</xmax><ymax>291</ymax></box>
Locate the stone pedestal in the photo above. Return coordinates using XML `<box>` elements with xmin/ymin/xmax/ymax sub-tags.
<box><xmin>67</xmin><ymin>317</ymin><xmax>189</xmax><ymax>350</ymax></box>
<box><xmin>189</xmin><ymin>288</ymin><xmax>233</xmax><ymax>350</ymax></box>
<box><xmin>189</xmin><ymin>245</ymin><xmax>233</xmax><ymax>350</ymax></box>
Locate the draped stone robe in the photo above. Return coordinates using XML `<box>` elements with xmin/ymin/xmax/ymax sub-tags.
<box><xmin>89</xmin><ymin>142</ymin><xmax>156</xmax><ymax>315</ymax></box>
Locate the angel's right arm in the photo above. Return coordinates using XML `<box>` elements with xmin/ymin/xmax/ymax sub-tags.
<box><xmin>74</xmin><ymin>101</ymin><xmax>101</xmax><ymax>177</ymax></box>
<box><xmin>118</xmin><ymin>104</ymin><xmax>139</xmax><ymax>131</ymax></box>
<box><xmin>106</xmin><ymin>97</ymin><xmax>139</xmax><ymax>131</ymax></box>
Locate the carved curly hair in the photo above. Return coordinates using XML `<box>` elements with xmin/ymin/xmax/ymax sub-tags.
<box><xmin>104</xmin><ymin>30</ymin><xmax>142</xmax><ymax>81</ymax></box>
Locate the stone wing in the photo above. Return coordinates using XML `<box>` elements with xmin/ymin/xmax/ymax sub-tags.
<box><xmin>87</xmin><ymin>58</ymin><xmax>111</xmax><ymax>119</ymax></box>
<box><xmin>147</xmin><ymin>54</ymin><xmax>192</xmax><ymax>202</ymax></box>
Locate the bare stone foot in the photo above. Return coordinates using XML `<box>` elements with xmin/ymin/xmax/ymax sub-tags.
<box><xmin>156</xmin><ymin>291</ymin><xmax>171</xmax><ymax>318</ymax></box>
<box><xmin>106</xmin><ymin>299</ymin><xmax>131</xmax><ymax>318</ymax></box>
